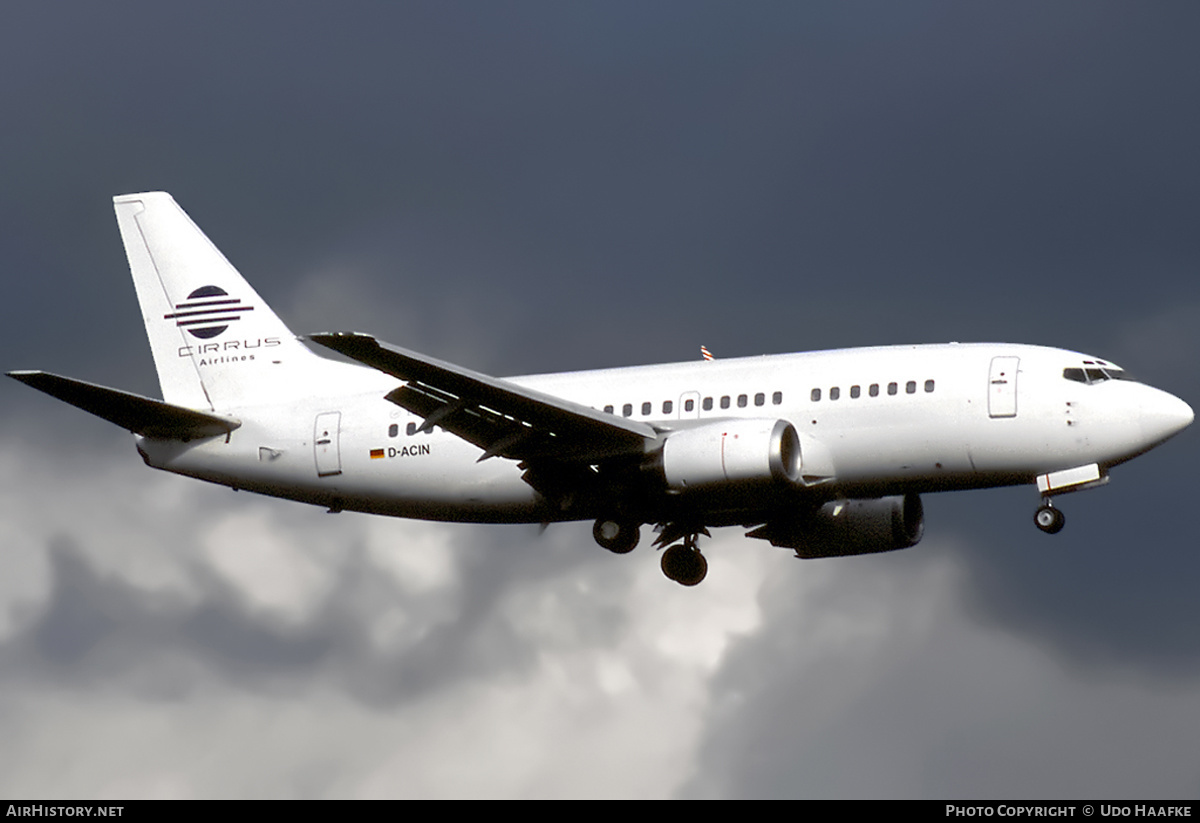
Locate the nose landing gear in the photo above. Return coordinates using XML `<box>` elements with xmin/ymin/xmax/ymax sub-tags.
<box><xmin>1034</xmin><ymin>500</ymin><xmax>1065</xmax><ymax>534</ymax></box>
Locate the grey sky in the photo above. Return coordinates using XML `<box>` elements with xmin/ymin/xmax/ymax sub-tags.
<box><xmin>2</xmin><ymin>2</ymin><xmax>1198</xmax><ymax>798</ymax></box>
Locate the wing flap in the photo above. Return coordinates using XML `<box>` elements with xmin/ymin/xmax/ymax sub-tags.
<box><xmin>8</xmin><ymin>371</ymin><xmax>241</xmax><ymax>440</ymax></box>
<box><xmin>310</xmin><ymin>332</ymin><xmax>657</xmax><ymax>462</ymax></box>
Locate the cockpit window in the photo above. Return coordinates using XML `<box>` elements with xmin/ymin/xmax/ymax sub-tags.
<box><xmin>1063</xmin><ymin>366</ymin><xmax>1132</xmax><ymax>384</ymax></box>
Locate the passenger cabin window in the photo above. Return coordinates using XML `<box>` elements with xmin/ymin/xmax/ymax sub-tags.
<box><xmin>603</xmin><ymin>405</ymin><xmax>614</xmax><ymax>414</ymax></box>
<box><xmin>925</xmin><ymin>379</ymin><xmax>935</xmax><ymax>393</ymax></box>
<box><xmin>772</xmin><ymin>391</ymin><xmax>783</xmax><ymax>405</ymax></box>
<box><xmin>869</xmin><ymin>384</ymin><xmax>879</xmax><ymax>397</ymax></box>
<box><xmin>829</xmin><ymin>387</ymin><xmax>840</xmax><ymax>400</ymax></box>
<box><xmin>737</xmin><ymin>394</ymin><xmax>748</xmax><ymax>408</ymax></box>
<box><xmin>703</xmin><ymin>397</ymin><xmax>713</xmax><ymax>411</ymax></box>
<box><xmin>850</xmin><ymin>385</ymin><xmax>861</xmax><ymax>398</ymax></box>
<box><xmin>663</xmin><ymin>400</ymin><xmax>673</xmax><ymax>414</ymax></box>
<box><xmin>811</xmin><ymin>388</ymin><xmax>822</xmax><ymax>402</ymax></box>
<box><xmin>641</xmin><ymin>401</ymin><xmax>651</xmax><ymax>416</ymax></box>
<box><xmin>622</xmin><ymin>403</ymin><xmax>633</xmax><ymax>417</ymax></box>
<box><xmin>720</xmin><ymin>396</ymin><xmax>731</xmax><ymax>409</ymax></box>
<box><xmin>887</xmin><ymin>382</ymin><xmax>898</xmax><ymax>396</ymax></box>
<box><xmin>754</xmin><ymin>392</ymin><xmax>765</xmax><ymax>406</ymax></box>
<box><xmin>906</xmin><ymin>381</ymin><xmax>916</xmax><ymax>394</ymax></box>
<box><xmin>389</xmin><ymin>424</ymin><xmax>399</xmax><ymax>438</ymax></box>
<box><xmin>685</xmin><ymin>399</ymin><xmax>695</xmax><ymax>412</ymax></box>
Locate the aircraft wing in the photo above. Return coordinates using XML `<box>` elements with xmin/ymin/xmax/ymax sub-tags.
<box><xmin>309</xmin><ymin>333</ymin><xmax>658</xmax><ymax>463</ymax></box>
<box><xmin>7</xmin><ymin>371</ymin><xmax>241</xmax><ymax>440</ymax></box>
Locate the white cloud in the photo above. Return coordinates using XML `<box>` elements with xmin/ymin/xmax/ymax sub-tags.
<box><xmin>199</xmin><ymin>509</ymin><xmax>340</xmax><ymax>628</ymax></box>
<box><xmin>0</xmin><ymin>435</ymin><xmax>774</xmax><ymax>797</ymax></box>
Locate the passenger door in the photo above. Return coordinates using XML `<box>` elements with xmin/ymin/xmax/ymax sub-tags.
<box><xmin>314</xmin><ymin>411</ymin><xmax>343</xmax><ymax>476</ymax></box>
<box><xmin>988</xmin><ymin>357</ymin><xmax>1019</xmax><ymax>418</ymax></box>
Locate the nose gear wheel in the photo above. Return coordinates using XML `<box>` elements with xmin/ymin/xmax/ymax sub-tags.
<box><xmin>1034</xmin><ymin>501</ymin><xmax>1065</xmax><ymax>534</ymax></box>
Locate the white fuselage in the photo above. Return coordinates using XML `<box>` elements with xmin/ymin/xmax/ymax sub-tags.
<box><xmin>136</xmin><ymin>342</ymin><xmax>1193</xmax><ymax>525</ymax></box>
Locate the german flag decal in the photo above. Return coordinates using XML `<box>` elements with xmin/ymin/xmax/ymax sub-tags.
<box><xmin>369</xmin><ymin>448</ymin><xmax>385</xmax><ymax>459</ymax></box>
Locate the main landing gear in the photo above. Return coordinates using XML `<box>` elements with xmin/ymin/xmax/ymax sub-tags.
<box><xmin>592</xmin><ymin>517</ymin><xmax>640</xmax><ymax>554</ymax></box>
<box><xmin>591</xmin><ymin>516</ymin><xmax>709</xmax><ymax>586</ymax></box>
<box><xmin>1034</xmin><ymin>499</ymin><xmax>1065</xmax><ymax>534</ymax></box>
<box><xmin>653</xmin><ymin>522</ymin><xmax>710</xmax><ymax>587</ymax></box>
<box><xmin>659</xmin><ymin>536</ymin><xmax>708</xmax><ymax>587</ymax></box>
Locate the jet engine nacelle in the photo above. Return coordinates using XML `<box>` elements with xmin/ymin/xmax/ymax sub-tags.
<box><xmin>661</xmin><ymin>418</ymin><xmax>801</xmax><ymax>490</ymax></box>
<box><xmin>748</xmin><ymin>494</ymin><xmax>924</xmax><ymax>558</ymax></box>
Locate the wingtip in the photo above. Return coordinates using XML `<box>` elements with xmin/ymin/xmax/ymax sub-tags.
<box><xmin>7</xmin><ymin>369</ymin><xmax>43</xmax><ymax>382</ymax></box>
<box><xmin>307</xmin><ymin>332</ymin><xmax>381</xmax><ymax>356</ymax></box>
<box><xmin>308</xmin><ymin>331</ymin><xmax>375</xmax><ymax>342</ymax></box>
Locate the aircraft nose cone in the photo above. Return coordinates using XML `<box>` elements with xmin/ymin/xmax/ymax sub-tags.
<box><xmin>1140</xmin><ymin>389</ymin><xmax>1194</xmax><ymax>446</ymax></box>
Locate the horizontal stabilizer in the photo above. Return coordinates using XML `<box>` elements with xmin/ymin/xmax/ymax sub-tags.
<box><xmin>7</xmin><ymin>371</ymin><xmax>241</xmax><ymax>440</ymax></box>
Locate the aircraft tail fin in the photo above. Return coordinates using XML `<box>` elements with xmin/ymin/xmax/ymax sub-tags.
<box><xmin>113</xmin><ymin>192</ymin><xmax>321</xmax><ymax>410</ymax></box>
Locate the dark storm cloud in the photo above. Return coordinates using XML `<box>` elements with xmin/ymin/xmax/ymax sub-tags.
<box><xmin>7</xmin><ymin>4</ymin><xmax>1199</xmax><ymax>375</ymax></box>
<box><xmin>2</xmin><ymin>1</ymin><xmax>1200</xmax><ymax>797</ymax></box>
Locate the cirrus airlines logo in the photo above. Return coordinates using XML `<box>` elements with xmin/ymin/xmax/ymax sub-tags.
<box><xmin>163</xmin><ymin>285</ymin><xmax>255</xmax><ymax>339</ymax></box>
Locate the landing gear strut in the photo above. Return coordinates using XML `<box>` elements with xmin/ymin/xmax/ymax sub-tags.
<box><xmin>1034</xmin><ymin>500</ymin><xmax>1065</xmax><ymax>534</ymax></box>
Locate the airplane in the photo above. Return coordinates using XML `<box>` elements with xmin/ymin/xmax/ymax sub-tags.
<box><xmin>8</xmin><ymin>192</ymin><xmax>1194</xmax><ymax>586</ymax></box>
